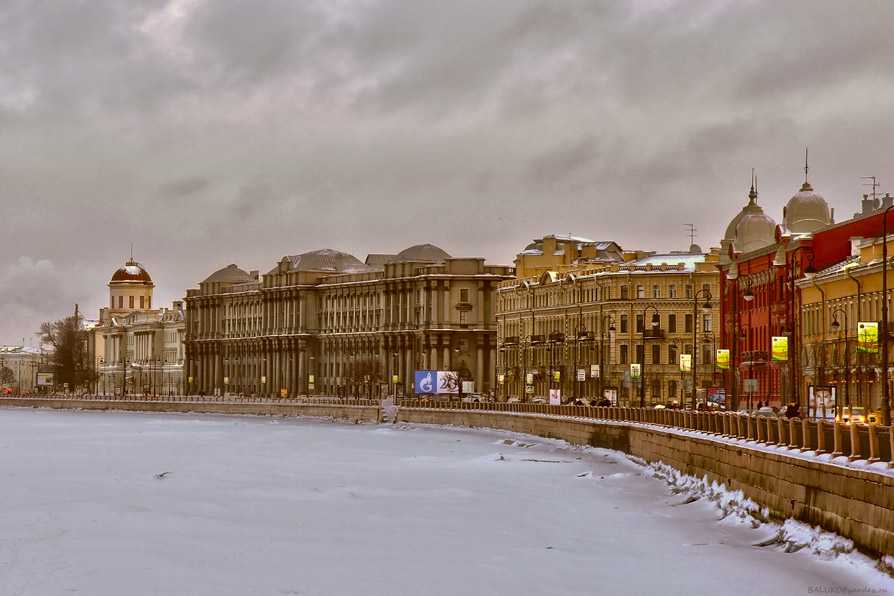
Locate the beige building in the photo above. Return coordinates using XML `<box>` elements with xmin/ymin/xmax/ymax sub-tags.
<box><xmin>496</xmin><ymin>237</ymin><xmax>721</xmax><ymax>407</ymax></box>
<box><xmin>90</xmin><ymin>258</ymin><xmax>187</xmax><ymax>396</ymax></box>
<box><xmin>184</xmin><ymin>245</ymin><xmax>514</xmax><ymax>398</ymax></box>
<box><xmin>0</xmin><ymin>346</ymin><xmax>43</xmax><ymax>393</ymax></box>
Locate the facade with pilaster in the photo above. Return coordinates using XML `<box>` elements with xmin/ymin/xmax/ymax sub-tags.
<box><xmin>184</xmin><ymin>245</ymin><xmax>513</xmax><ymax>398</ymax></box>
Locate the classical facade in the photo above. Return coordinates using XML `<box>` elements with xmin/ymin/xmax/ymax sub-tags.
<box><xmin>0</xmin><ymin>345</ymin><xmax>43</xmax><ymax>393</ymax></box>
<box><xmin>184</xmin><ymin>245</ymin><xmax>513</xmax><ymax>398</ymax></box>
<box><xmin>496</xmin><ymin>237</ymin><xmax>721</xmax><ymax>407</ymax></box>
<box><xmin>718</xmin><ymin>164</ymin><xmax>894</xmax><ymax>416</ymax></box>
<box><xmin>90</xmin><ymin>258</ymin><xmax>186</xmax><ymax>396</ymax></box>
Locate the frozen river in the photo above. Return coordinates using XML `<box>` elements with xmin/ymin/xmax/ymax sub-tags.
<box><xmin>1</xmin><ymin>408</ymin><xmax>890</xmax><ymax>596</ymax></box>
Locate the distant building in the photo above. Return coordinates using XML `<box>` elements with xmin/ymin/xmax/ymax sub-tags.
<box><xmin>184</xmin><ymin>245</ymin><xmax>514</xmax><ymax>398</ymax></box>
<box><xmin>497</xmin><ymin>235</ymin><xmax>721</xmax><ymax>407</ymax></box>
<box><xmin>0</xmin><ymin>345</ymin><xmax>43</xmax><ymax>393</ymax></box>
<box><xmin>513</xmin><ymin>234</ymin><xmax>630</xmax><ymax>279</ymax></box>
<box><xmin>89</xmin><ymin>258</ymin><xmax>186</xmax><ymax>396</ymax></box>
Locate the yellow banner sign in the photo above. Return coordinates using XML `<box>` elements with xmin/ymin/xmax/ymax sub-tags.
<box><xmin>857</xmin><ymin>321</ymin><xmax>879</xmax><ymax>354</ymax></box>
<box><xmin>679</xmin><ymin>353</ymin><xmax>692</xmax><ymax>372</ymax></box>
<box><xmin>771</xmin><ymin>336</ymin><xmax>788</xmax><ymax>361</ymax></box>
<box><xmin>716</xmin><ymin>349</ymin><xmax>730</xmax><ymax>370</ymax></box>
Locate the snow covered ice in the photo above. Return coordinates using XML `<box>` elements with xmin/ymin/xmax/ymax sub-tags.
<box><xmin>1</xmin><ymin>408</ymin><xmax>892</xmax><ymax>596</ymax></box>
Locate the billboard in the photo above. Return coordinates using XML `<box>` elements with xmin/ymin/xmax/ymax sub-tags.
<box><xmin>37</xmin><ymin>372</ymin><xmax>54</xmax><ymax>387</ymax></box>
<box><xmin>771</xmin><ymin>336</ymin><xmax>788</xmax><ymax>361</ymax></box>
<box><xmin>414</xmin><ymin>370</ymin><xmax>461</xmax><ymax>395</ymax></box>
<box><xmin>679</xmin><ymin>354</ymin><xmax>692</xmax><ymax>373</ymax></box>
<box><xmin>716</xmin><ymin>349</ymin><xmax>730</xmax><ymax>370</ymax></box>
<box><xmin>857</xmin><ymin>322</ymin><xmax>879</xmax><ymax>354</ymax></box>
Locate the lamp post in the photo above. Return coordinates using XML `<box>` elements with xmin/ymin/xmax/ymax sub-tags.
<box><xmin>599</xmin><ymin>315</ymin><xmax>616</xmax><ymax>405</ymax></box>
<box><xmin>99</xmin><ymin>357</ymin><xmax>105</xmax><ymax>396</ymax></box>
<box><xmin>702</xmin><ymin>330</ymin><xmax>716</xmax><ymax>410</ymax></box>
<box><xmin>881</xmin><ymin>205</ymin><xmax>894</xmax><ymax>426</ymax></box>
<box><xmin>641</xmin><ymin>306</ymin><xmax>660</xmax><ymax>408</ymax></box>
<box><xmin>672</xmin><ymin>337</ymin><xmax>685</xmax><ymax>405</ymax></box>
<box><xmin>692</xmin><ymin>289</ymin><xmax>713</xmax><ymax>410</ymax></box>
<box><xmin>547</xmin><ymin>331</ymin><xmax>565</xmax><ymax>402</ymax></box>
<box><xmin>574</xmin><ymin>325</ymin><xmax>593</xmax><ymax>402</ymax></box>
<box><xmin>739</xmin><ymin>324</ymin><xmax>754</xmax><ymax>410</ymax></box>
<box><xmin>830</xmin><ymin>308</ymin><xmax>850</xmax><ymax>421</ymax></box>
<box><xmin>774</xmin><ymin>244</ymin><xmax>816</xmax><ymax>409</ymax></box>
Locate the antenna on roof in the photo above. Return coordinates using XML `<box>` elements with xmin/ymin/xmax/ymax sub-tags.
<box><xmin>862</xmin><ymin>176</ymin><xmax>879</xmax><ymax>201</ymax></box>
<box><xmin>684</xmin><ymin>223</ymin><xmax>696</xmax><ymax>247</ymax></box>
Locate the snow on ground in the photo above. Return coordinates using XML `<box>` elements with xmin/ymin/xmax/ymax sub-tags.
<box><xmin>1</xmin><ymin>407</ymin><xmax>892</xmax><ymax>596</ymax></box>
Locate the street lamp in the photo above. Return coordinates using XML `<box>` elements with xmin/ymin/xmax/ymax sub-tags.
<box><xmin>574</xmin><ymin>324</ymin><xmax>593</xmax><ymax>402</ymax></box>
<box><xmin>881</xmin><ymin>205</ymin><xmax>894</xmax><ymax>426</ymax></box>
<box><xmin>599</xmin><ymin>315</ymin><xmax>616</xmax><ymax>404</ymax></box>
<box><xmin>773</xmin><ymin>243</ymin><xmax>816</xmax><ymax>409</ymax></box>
<box><xmin>739</xmin><ymin>324</ymin><xmax>754</xmax><ymax>410</ymax></box>
<box><xmin>692</xmin><ymin>289</ymin><xmax>713</xmax><ymax>410</ymax></box>
<box><xmin>702</xmin><ymin>330</ymin><xmax>716</xmax><ymax>410</ymax></box>
<box><xmin>641</xmin><ymin>306</ymin><xmax>660</xmax><ymax>408</ymax></box>
<box><xmin>547</xmin><ymin>331</ymin><xmax>565</xmax><ymax>402</ymax></box>
<box><xmin>830</xmin><ymin>309</ymin><xmax>850</xmax><ymax>421</ymax></box>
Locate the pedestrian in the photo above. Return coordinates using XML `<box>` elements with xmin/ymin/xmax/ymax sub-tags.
<box><xmin>784</xmin><ymin>402</ymin><xmax>800</xmax><ymax>419</ymax></box>
<box><xmin>756</xmin><ymin>400</ymin><xmax>763</xmax><ymax>409</ymax></box>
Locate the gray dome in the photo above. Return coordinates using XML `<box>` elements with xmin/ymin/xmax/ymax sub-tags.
<box><xmin>392</xmin><ymin>244</ymin><xmax>451</xmax><ymax>262</ymax></box>
<box><xmin>783</xmin><ymin>182</ymin><xmax>831</xmax><ymax>234</ymax></box>
<box><xmin>734</xmin><ymin>185</ymin><xmax>777</xmax><ymax>253</ymax></box>
<box><xmin>202</xmin><ymin>264</ymin><xmax>253</xmax><ymax>284</ymax></box>
<box><xmin>282</xmin><ymin>249</ymin><xmax>370</xmax><ymax>273</ymax></box>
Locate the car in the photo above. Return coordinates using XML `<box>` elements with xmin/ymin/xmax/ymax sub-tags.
<box><xmin>461</xmin><ymin>393</ymin><xmax>484</xmax><ymax>403</ymax></box>
<box><xmin>835</xmin><ymin>407</ymin><xmax>879</xmax><ymax>424</ymax></box>
<box><xmin>751</xmin><ymin>407</ymin><xmax>779</xmax><ymax>418</ymax></box>
<box><xmin>507</xmin><ymin>397</ymin><xmax>521</xmax><ymax>403</ymax></box>
<box><xmin>531</xmin><ymin>397</ymin><xmax>547</xmax><ymax>404</ymax></box>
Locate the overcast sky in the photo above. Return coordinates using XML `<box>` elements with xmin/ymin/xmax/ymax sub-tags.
<box><xmin>2</xmin><ymin>0</ymin><xmax>894</xmax><ymax>346</ymax></box>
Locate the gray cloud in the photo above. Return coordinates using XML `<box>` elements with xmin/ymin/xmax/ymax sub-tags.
<box><xmin>2</xmin><ymin>0</ymin><xmax>894</xmax><ymax>344</ymax></box>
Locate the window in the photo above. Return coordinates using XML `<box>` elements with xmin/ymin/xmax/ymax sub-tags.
<box><xmin>668</xmin><ymin>343</ymin><xmax>678</xmax><ymax>365</ymax></box>
<box><xmin>668</xmin><ymin>314</ymin><xmax>677</xmax><ymax>333</ymax></box>
<box><xmin>460</xmin><ymin>310</ymin><xmax>469</xmax><ymax>326</ymax></box>
<box><xmin>118</xmin><ymin>296</ymin><xmax>123</xmax><ymax>309</ymax></box>
<box><xmin>669</xmin><ymin>285</ymin><xmax>677</xmax><ymax>299</ymax></box>
<box><xmin>650</xmin><ymin>379</ymin><xmax>660</xmax><ymax>398</ymax></box>
<box><xmin>129</xmin><ymin>296</ymin><xmax>134</xmax><ymax>309</ymax></box>
<box><xmin>460</xmin><ymin>288</ymin><xmax>469</xmax><ymax>302</ymax></box>
<box><xmin>702</xmin><ymin>313</ymin><xmax>712</xmax><ymax>332</ymax></box>
<box><xmin>651</xmin><ymin>344</ymin><xmax>661</xmax><ymax>364</ymax></box>
<box><xmin>620</xmin><ymin>315</ymin><xmax>628</xmax><ymax>333</ymax></box>
<box><xmin>685</xmin><ymin>284</ymin><xmax>693</xmax><ymax>299</ymax></box>
<box><xmin>620</xmin><ymin>285</ymin><xmax>629</xmax><ymax>300</ymax></box>
<box><xmin>652</xmin><ymin>285</ymin><xmax>661</xmax><ymax>299</ymax></box>
<box><xmin>669</xmin><ymin>380</ymin><xmax>678</xmax><ymax>398</ymax></box>
<box><xmin>702</xmin><ymin>343</ymin><xmax>712</xmax><ymax>366</ymax></box>
<box><xmin>636</xmin><ymin>285</ymin><xmax>645</xmax><ymax>299</ymax></box>
<box><xmin>140</xmin><ymin>296</ymin><xmax>145</xmax><ymax>309</ymax></box>
<box><xmin>685</xmin><ymin>313</ymin><xmax>693</xmax><ymax>333</ymax></box>
<box><xmin>620</xmin><ymin>344</ymin><xmax>628</xmax><ymax>364</ymax></box>
<box><xmin>635</xmin><ymin>315</ymin><xmax>643</xmax><ymax>333</ymax></box>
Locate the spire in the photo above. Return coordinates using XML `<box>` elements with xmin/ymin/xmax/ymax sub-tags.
<box><xmin>749</xmin><ymin>169</ymin><xmax>757</xmax><ymax>204</ymax></box>
<box><xmin>801</xmin><ymin>147</ymin><xmax>813</xmax><ymax>192</ymax></box>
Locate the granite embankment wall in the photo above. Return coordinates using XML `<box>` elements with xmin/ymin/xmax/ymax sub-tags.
<box><xmin>396</xmin><ymin>407</ymin><xmax>894</xmax><ymax>558</ymax></box>
<box><xmin>2</xmin><ymin>396</ymin><xmax>892</xmax><ymax>557</ymax></box>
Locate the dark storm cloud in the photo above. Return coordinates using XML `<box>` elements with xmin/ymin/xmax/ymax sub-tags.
<box><xmin>3</xmin><ymin>0</ymin><xmax>894</xmax><ymax>345</ymax></box>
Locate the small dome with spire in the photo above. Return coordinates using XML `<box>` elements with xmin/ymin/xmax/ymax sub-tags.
<box><xmin>782</xmin><ymin>149</ymin><xmax>832</xmax><ymax>234</ymax></box>
<box><xmin>734</xmin><ymin>180</ymin><xmax>777</xmax><ymax>253</ymax></box>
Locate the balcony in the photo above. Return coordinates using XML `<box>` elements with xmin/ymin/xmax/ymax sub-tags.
<box><xmin>642</xmin><ymin>329</ymin><xmax>665</xmax><ymax>340</ymax></box>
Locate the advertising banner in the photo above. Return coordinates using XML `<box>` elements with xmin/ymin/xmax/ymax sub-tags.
<box><xmin>548</xmin><ymin>389</ymin><xmax>561</xmax><ymax>405</ymax></box>
<box><xmin>771</xmin><ymin>336</ymin><xmax>789</xmax><ymax>361</ymax></box>
<box><xmin>679</xmin><ymin>354</ymin><xmax>692</xmax><ymax>373</ymax></box>
<box><xmin>629</xmin><ymin>363</ymin><xmax>641</xmax><ymax>379</ymax></box>
<box><xmin>857</xmin><ymin>321</ymin><xmax>879</xmax><ymax>354</ymax></box>
<box><xmin>37</xmin><ymin>372</ymin><xmax>54</xmax><ymax>387</ymax></box>
<box><xmin>716</xmin><ymin>349</ymin><xmax>730</xmax><ymax>370</ymax></box>
<box><xmin>414</xmin><ymin>370</ymin><xmax>460</xmax><ymax>395</ymax></box>
<box><xmin>590</xmin><ymin>364</ymin><xmax>600</xmax><ymax>378</ymax></box>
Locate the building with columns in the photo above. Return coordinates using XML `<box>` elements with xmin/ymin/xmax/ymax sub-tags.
<box><xmin>89</xmin><ymin>258</ymin><xmax>186</xmax><ymax>396</ymax></box>
<box><xmin>496</xmin><ymin>236</ymin><xmax>721</xmax><ymax>407</ymax></box>
<box><xmin>184</xmin><ymin>245</ymin><xmax>513</xmax><ymax>398</ymax></box>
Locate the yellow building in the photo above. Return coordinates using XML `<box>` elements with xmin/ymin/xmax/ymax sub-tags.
<box><xmin>496</xmin><ymin>238</ymin><xmax>721</xmax><ymax>407</ymax></box>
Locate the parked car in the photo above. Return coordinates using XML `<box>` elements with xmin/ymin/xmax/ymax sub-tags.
<box><xmin>531</xmin><ymin>397</ymin><xmax>547</xmax><ymax>404</ymax></box>
<box><xmin>751</xmin><ymin>407</ymin><xmax>779</xmax><ymax>418</ymax></box>
<box><xmin>507</xmin><ymin>397</ymin><xmax>521</xmax><ymax>403</ymax></box>
<box><xmin>835</xmin><ymin>407</ymin><xmax>879</xmax><ymax>424</ymax></box>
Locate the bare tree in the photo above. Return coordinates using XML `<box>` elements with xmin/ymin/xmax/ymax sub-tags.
<box><xmin>37</xmin><ymin>316</ymin><xmax>96</xmax><ymax>392</ymax></box>
<box><xmin>349</xmin><ymin>357</ymin><xmax>383</xmax><ymax>398</ymax></box>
